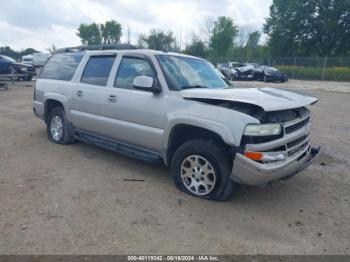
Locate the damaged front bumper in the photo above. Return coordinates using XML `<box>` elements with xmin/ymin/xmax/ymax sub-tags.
<box><xmin>231</xmin><ymin>145</ymin><xmax>320</xmax><ymax>186</ymax></box>
<box><xmin>231</xmin><ymin>144</ymin><xmax>321</xmax><ymax>186</ymax></box>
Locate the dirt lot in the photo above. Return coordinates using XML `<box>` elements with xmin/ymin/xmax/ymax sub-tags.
<box><xmin>0</xmin><ymin>80</ymin><xmax>349</xmax><ymax>255</ymax></box>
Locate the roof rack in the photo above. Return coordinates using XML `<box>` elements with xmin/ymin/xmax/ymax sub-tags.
<box><xmin>56</xmin><ymin>43</ymin><xmax>137</xmax><ymax>53</ymax></box>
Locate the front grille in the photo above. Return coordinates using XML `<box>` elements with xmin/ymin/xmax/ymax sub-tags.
<box><xmin>285</xmin><ymin>117</ymin><xmax>310</xmax><ymax>134</ymax></box>
<box><xmin>288</xmin><ymin>141</ymin><xmax>308</xmax><ymax>156</ymax></box>
<box><xmin>287</xmin><ymin>135</ymin><xmax>308</xmax><ymax>148</ymax></box>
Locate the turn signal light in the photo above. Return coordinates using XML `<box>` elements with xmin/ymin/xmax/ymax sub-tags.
<box><xmin>244</xmin><ymin>151</ymin><xmax>263</xmax><ymax>161</ymax></box>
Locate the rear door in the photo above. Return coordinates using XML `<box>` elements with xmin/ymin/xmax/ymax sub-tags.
<box><xmin>69</xmin><ymin>54</ymin><xmax>116</xmax><ymax>136</ymax></box>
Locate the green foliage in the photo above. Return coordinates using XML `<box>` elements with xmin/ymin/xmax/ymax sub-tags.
<box><xmin>210</xmin><ymin>16</ymin><xmax>238</xmax><ymax>57</ymax></box>
<box><xmin>184</xmin><ymin>35</ymin><xmax>207</xmax><ymax>58</ymax></box>
<box><xmin>264</xmin><ymin>0</ymin><xmax>350</xmax><ymax>56</ymax></box>
<box><xmin>77</xmin><ymin>20</ymin><xmax>122</xmax><ymax>45</ymax></box>
<box><xmin>246</xmin><ymin>31</ymin><xmax>261</xmax><ymax>49</ymax></box>
<box><xmin>0</xmin><ymin>46</ymin><xmax>39</xmax><ymax>61</ymax></box>
<box><xmin>276</xmin><ymin>65</ymin><xmax>350</xmax><ymax>81</ymax></box>
<box><xmin>141</xmin><ymin>29</ymin><xmax>175</xmax><ymax>51</ymax></box>
<box><xmin>100</xmin><ymin>20</ymin><xmax>122</xmax><ymax>44</ymax></box>
<box><xmin>77</xmin><ymin>23</ymin><xmax>101</xmax><ymax>45</ymax></box>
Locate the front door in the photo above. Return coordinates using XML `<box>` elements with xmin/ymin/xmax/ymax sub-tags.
<box><xmin>103</xmin><ymin>55</ymin><xmax>166</xmax><ymax>152</ymax></box>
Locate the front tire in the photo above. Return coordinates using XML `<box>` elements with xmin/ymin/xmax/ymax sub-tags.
<box><xmin>47</xmin><ymin>107</ymin><xmax>74</xmax><ymax>144</ymax></box>
<box><xmin>170</xmin><ymin>139</ymin><xmax>236</xmax><ymax>201</ymax></box>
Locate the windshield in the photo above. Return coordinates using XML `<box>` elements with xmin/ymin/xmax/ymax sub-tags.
<box><xmin>156</xmin><ymin>55</ymin><xmax>228</xmax><ymax>90</ymax></box>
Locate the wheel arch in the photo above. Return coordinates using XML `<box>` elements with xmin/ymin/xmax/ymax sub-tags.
<box><xmin>43</xmin><ymin>95</ymin><xmax>69</xmax><ymax>124</ymax></box>
<box><xmin>164</xmin><ymin>123</ymin><xmax>234</xmax><ymax>166</ymax></box>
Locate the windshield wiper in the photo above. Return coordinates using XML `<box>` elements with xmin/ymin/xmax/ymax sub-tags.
<box><xmin>181</xmin><ymin>85</ymin><xmax>209</xmax><ymax>90</ymax></box>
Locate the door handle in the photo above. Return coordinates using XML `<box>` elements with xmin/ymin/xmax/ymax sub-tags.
<box><xmin>108</xmin><ymin>95</ymin><xmax>117</xmax><ymax>103</ymax></box>
<box><xmin>76</xmin><ymin>90</ymin><xmax>83</xmax><ymax>97</ymax></box>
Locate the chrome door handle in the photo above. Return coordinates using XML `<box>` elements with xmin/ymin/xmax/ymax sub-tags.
<box><xmin>76</xmin><ymin>90</ymin><xmax>83</xmax><ymax>97</ymax></box>
<box><xmin>108</xmin><ymin>95</ymin><xmax>117</xmax><ymax>103</ymax></box>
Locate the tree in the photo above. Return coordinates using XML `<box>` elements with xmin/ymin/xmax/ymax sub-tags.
<box><xmin>137</xmin><ymin>33</ymin><xmax>147</xmax><ymax>49</ymax></box>
<box><xmin>77</xmin><ymin>23</ymin><xmax>101</xmax><ymax>45</ymax></box>
<box><xmin>184</xmin><ymin>34</ymin><xmax>207</xmax><ymax>58</ymax></box>
<box><xmin>236</xmin><ymin>25</ymin><xmax>256</xmax><ymax>47</ymax></box>
<box><xmin>100</xmin><ymin>20</ymin><xmax>122</xmax><ymax>44</ymax></box>
<box><xmin>142</xmin><ymin>29</ymin><xmax>175</xmax><ymax>51</ymax></box>
<box><xmin>77</xmin><ymin>20</ymin><xmax>122</xmax><ymax>46</ymax></box>
<box><xmin>210</xmin><ymin>16</ymin><xmax>238</xmax><ymax>57</ymax></box>
<box><xmin>246</xmin><ymin>31</ymin><xmax>261</xmax><ymax>48</ymax></box>
<box><xmin>201</xmin><ymin>16</ymin><xmax>215</xmax><ymax>47</ymax></box>
<box><xmin>47</xmin><ymin>44</ymin><xmax>57</xmax><ymax>54</ymax></box>
<box><xmin>264</xmin><ymin>0</ymin><xmax>350</xmax><ymax>56</ymax></box>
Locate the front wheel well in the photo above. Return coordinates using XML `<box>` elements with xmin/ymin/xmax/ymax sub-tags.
<box><xmin>167</xmin><ymin>124</ymin><xmax>230</xmax><ymax>164</ymax></box>
<box><xmin>44</xmin><ymin>99</ymin><xmax>64</xmax><ymax>123</ymax></box>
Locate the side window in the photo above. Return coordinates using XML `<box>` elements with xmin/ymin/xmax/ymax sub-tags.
<box><xmin>39</xmin><ymin>53</ymin><xmax>83</xmax><ymax>81</ymax></box>
<box><xmin>115</xmin><ymin>57</ymin><xmax>155</xmax><ymax>89</ymax></box>
<box><xmin>81</xmin><ymin>55</ymin><xmax>115</xmax><ymax>86</ymax></box>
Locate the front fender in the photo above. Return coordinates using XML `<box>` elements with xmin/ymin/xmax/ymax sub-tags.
<box><xmin>162</xmin><ymin>102</ymin><xmax>259</xmax><ymax>151</ymax></box>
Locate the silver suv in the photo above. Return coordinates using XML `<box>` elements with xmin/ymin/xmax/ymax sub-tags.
<box><xmin>33</xmin><ymin>48</ymin><xmax>320</xmax><ymax>201</ymax></box>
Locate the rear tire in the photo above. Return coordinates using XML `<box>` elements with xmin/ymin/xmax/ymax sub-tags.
<box><xmin>47</xmin><ymin>107</ymin><xmax>74</xmax><ymax>144</ymax></box>
<box><xmin>170</xmin><ymin>139</ymin><xmax>236</xmax><ymax>201</ymax></box>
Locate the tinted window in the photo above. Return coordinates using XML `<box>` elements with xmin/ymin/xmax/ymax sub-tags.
<box><xmin>81</xmin><ymin>55</ymin><xmax>115</xmax><ymax>86</ymax></box>
<box><xmin>115</xmin><ymin>57</ymin><xmax>155</xmax><ymax>89</ymax></box>
<box><xmin>39</xmin><ymin>53</ymin><xmax>83</xmax><ymax>81</ymax></box>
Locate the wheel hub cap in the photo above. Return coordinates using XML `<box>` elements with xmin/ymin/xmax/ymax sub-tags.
<box><xmin>180</xmin><ymin>155</ymin><xmax>217</xmax><ymax>196</ymax></box>
<box><xmin>50</xmin><ymin>115</ymin><xmax>63</xmax><ymax>141</ymax></box>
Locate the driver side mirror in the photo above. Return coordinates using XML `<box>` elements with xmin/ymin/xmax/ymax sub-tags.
<box><xmin>133</xmin><ymin>75</ymin><xmax>160</xmax><ymax>93</ymax></box>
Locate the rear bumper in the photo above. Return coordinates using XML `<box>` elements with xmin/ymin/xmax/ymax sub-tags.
<box><xmin>231</xmin><ymin>146</ymin><xmax>320</xmax><ymax>186</ymax></box>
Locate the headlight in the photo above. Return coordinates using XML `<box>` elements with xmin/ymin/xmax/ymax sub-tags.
<box><xmin>265</xmin><ymin>71</ymin><xmax>271</xmax><ymax>75</ymax></box>
<box><xmin>21</xmin><ymin>67</ymin><xmax>28</xmax><ymax>71</ymax></box>
<box><xmin>244</xmin><ymin>124</ymin><xmax>282</xmax><ymax>136</ymax></box>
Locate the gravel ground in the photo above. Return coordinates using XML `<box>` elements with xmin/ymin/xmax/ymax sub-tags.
<box><xmin>0</xmin><ymin>80</ymin><xmax>349</xmax><ymax>255</ymax></box>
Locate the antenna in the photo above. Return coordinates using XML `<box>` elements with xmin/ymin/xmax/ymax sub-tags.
<box><xmin>177</xmin><ymin>26</ymin><xmax>182</xmax><ymax>85</ymax></box>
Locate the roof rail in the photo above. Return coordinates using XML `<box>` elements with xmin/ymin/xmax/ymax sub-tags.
<box><xmin>56</xmin><ymin>43</ymin><xmax>137</xmax><ymax>53</ymax></box>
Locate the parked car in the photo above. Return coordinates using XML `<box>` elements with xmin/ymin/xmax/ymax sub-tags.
<box><xmin>0</xmin><ymin>55</ymin><xmax>36</xmax><ymax>81</ymax></box>
<box><xmin>222</xmin><ymin>62</ymin><xmax>243</xmax><ymax>80</ymax></box>
<box><xmin>22</xmin><ymin>55</ymin><xmax>33</xmax><ymax>65</ymax></box>
<box><xmin>217</xmin><ymin>63</ymin><xmax>228</xmax><ymax>75</ymax></box>
<box><xmin>234</xmin><ymin>63</ymin><xmax>260</xmax><ymax>80</ymax></box>
<box><xmin>253</xmin><ymin>65</ymin><xmax>288</xmax><ymax>82</ymax></box>
<box><xmin>33</xmin><ymin>49</ymin><xmax>320</xmax><ymax>201</ymax></box>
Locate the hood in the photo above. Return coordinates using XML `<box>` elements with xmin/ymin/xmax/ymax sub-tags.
<box><xmin>181</xmin><ymin>87</ymin><xmax>318</xmax><ymax>112</ymax></box>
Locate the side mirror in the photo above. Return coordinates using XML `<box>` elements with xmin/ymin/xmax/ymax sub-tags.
<box><xmin>133</xmin><ymin>75</ymin><xmax>160</xmax><ymax>93</ymax></box>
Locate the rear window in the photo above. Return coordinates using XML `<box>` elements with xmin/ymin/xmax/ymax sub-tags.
<box><xmin>81</xmin><ymin>55</ymin><xmax>115</xmax><ymax>86</ymax></box>
<box><xmin>39</xmin><ymin>53</ymin><xmax>83</xmax><ymax>81</ymax></box>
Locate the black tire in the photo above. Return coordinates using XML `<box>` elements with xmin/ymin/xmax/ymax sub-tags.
<box><xmin>170</xmin><ymin>139</ymin><xmax>236</xmax><ymax>201</ymax></box>
<box><xmin>47</xmin><ymin>107</ymin><xmax>74</xmax><ymax>144</ymax></box>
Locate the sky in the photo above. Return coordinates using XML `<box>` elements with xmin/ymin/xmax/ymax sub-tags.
<box><xmin>0</xmin><ymin>0</ymin><xmax>272</xmax><ymax>52</ymax></box>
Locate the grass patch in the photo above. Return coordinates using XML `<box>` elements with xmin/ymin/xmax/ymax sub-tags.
<box><xmin>276</xmin><ymin>65</ymin><xmax>350</xmax><ymax>81</ymax></box>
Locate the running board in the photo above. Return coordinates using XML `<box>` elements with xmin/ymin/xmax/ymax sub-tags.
<box><xmin>75</xmin><ymin>130</ymin><xmax>163</xmax><ymax>164</ymax></box>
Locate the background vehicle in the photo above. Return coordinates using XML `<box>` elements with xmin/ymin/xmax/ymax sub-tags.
<box><xmin>217</xmin><ymin>63</ymin><xmax>228</xmax><ymax>75</ymax></box>
<box><xmin>33</xmin><ymin>48</ymin><xmax>320</xmax><ymax>201</ymax></box>
<box><xmin>22</xmin><ymin>55</ymin><xmax>33</xmax><ymax>65</ymax></box>
<box><xmin>222</xmin><ymin>62</ymin><xmax>243</xmax><ymax>80</ymax></box>
<box><xmin>253</xmin><ymin>65</ymin><xmax>288</xmax><ymax>82</ymax></box>
<box><xmin>0</xmin><ymin>55</ymin><xmax>36</xmax><ymax>81</ymax></box>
